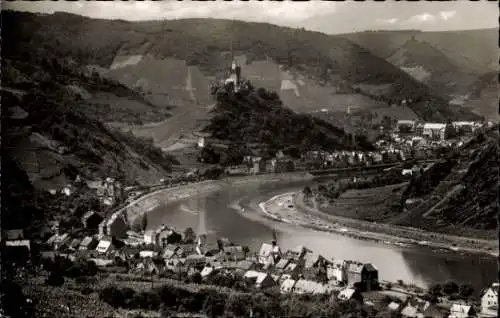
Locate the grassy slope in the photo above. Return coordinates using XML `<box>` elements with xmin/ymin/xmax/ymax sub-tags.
<box><xmin>2</xmin><ymin>11</ymin><xmax>479</xmax><ymax>122</ymax></box>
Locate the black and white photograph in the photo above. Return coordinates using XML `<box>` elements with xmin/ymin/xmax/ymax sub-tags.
<box><xmin>1</xmin><ymin>1</ymin><xmax>498</xmax><ymax>317</ymax></box>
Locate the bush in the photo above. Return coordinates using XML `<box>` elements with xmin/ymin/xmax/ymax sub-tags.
<box><xmin>442</xmin><ymin>281</ymin><xmax>459</xmax><ymax>295</ymax></box>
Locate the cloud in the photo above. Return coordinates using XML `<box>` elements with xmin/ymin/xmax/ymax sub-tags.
<box><xmin>377</xmin><ymin>18</ymin><xmax>399</xmax><ymax>25</ymax></box>
<box><xmin>439</xmin><ymin>10</ymin><xmax>456</xmax><ymax>21</ymax></box>
<box><xmin>408</xmin><ymin>13</ymin><xmax>436</xmax><ymax>23</ymax></box>
<box><xmin>3</xmin><ymin>0</ymin><xmax>497</xmax><ymax>34</ymax></box>
<box><xmin>4</xmin><ymin>0</ymin><xmax>338</xmax><ymax>25</ymax></box>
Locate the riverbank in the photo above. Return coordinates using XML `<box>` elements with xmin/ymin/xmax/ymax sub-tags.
<box><xmin>255</xmin><ymin>191</ymin><xmax>498</xmax><ymax>257</ymax></box>
<box><xmin>122</xmin><ymin>172</ymin><xmax>314</xmax><ymax>227</ymax></box>
<box><xmin>286</xmin><ymin>192</ymin><xmax>498</xmax><ymax>257</ymax></box>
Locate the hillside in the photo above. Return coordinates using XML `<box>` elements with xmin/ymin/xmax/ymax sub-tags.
<box><xmin>384</xmin><ymin>38</ymin><xmax>477</xmax><ymax>97</ymax></box>
<box><xmin>342</xmin><ymin>29</ymin><xmax>497</xmax><ymax>76</ymax></box>
<box><xmin>2</xmin><ymin>59</ymin><xmax>177</xmax><ymax>191</ymax></box>
<box><xmin>341</xmin><ymin>28</ymin><xmax>497</xmax><ymax>119</ymax></box>
<box><xmin>464</xmin><ymin>71</ymin><xmax>499</xmax><ymax>122</ymax></box>
<box><xmin>204</xmin><ymin>86</ymin><xmax>373</xmax><ymax>153</ymax></box>
<box><xmin>398</xmin><ymin>127</ymin><xmax>499</xmax><ymax>239</ymax></box>
<box><xmin>3</xmin><ymin>10</ymin><xmax>480</xmax><ymax>128</ymax></box>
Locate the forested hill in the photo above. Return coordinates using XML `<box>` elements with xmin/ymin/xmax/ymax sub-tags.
<box><xmin>204</xmin><ymin>86</ymin><xmax>374</xmax><ymax>153</ymax></box>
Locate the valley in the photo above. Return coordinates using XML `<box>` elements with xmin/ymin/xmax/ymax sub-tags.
<box><xmin>1</xmin><ymin>6</ymin><xmax>498</xmax><ymax>318</ymax></box>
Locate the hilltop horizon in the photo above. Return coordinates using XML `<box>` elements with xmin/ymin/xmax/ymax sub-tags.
<box><xmin>5</xmin><ymin>0</ymin><xmax>498</xmax><ymax>34</ymax></box>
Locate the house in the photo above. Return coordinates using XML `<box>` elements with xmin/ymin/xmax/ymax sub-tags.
<box><xmin>346</xmin><ymin>262</ymin><xmax>379</xmax><ymax>291</ymax></box>
<box><xmin>452</xmin><ymin>121</ymin><xmax>477</xmax><ymax>134</ymax></box>
<box><xmin>2</xmin><ymin>229</ymin><xmax>24</xmax><ymax>241</ymax></box>
<box><xmin>397</xmin><ymin>120</ymin><xmax>417</xmax><ymax>133</ymax></box>
<box><xmin>46</xmin><ymin>233</ymin><xmax>70</xmax><ymax>251</ymax></box>
<box><xmin>275</xmin><ymin>258</ymin><xmax>292</xmax><ymax>271</ymax></box>
<box><xmin>144</xmin><ymin>230</ymin><xmax>158</xmax><ymax>245</ymax></box>
<box><xmin>219</xmin><ymin>245</ymin><xmax>246</xmax><ymax>261</ymax></box>
<box><xmin>198</xmin><ymin>137</ymin><xmax>206</xmax><ymax>148</ymax></box>
<box><xmin>89</xmin><ymin>258</ymin><xmax>114</xmax><ymax>267</ymax></box>
<box><xmin>162</xmin><ymin>244</ymin><xmax>181</xmax><ymax>259</ymax></box>
<box><xmin>165</xmin><ymin>258</ymin><xmax>187</xmax><ymax>273</ymax></box>
<box><xmin>233</xmin><ymin>260</ymin><xmax>257</xmax><ymax>272</ymax></box>
<box><xmin>4</xmin><ymin>239</ymin><xmax>31</xmax><ymax>262</ymax></box>
<box><xmin>96</xmin><ymin>236</ymin><xmax>114</xmax><ymax>254</ymax></box>
<box><xmin>157</xmin><ymin>228</ymin><xmax>182</xmax><ymax>247</ymax></box>
<box><xmin>136</xmin><ymin>258</ymin><xmax>163</xmax><ymax>275</ymax></box>
<box><xmin>283</xmin><ymin>261</ymin><xmax>304</xmax><ymax>279</ymax></box>
<box><xmin>303</xmin><ymin>253</ymin><xmax>330</xmax><ymax>269</ymax></box>
<box><xmin>388</xmin><ymin>302</ymin><xmax>401</xmax><ymax>311</ymax></box>
<box><xmin>422</xmin><ymin>123</ymin><xmax>447</xmax><ymax>140</ymax></box>
<box><xmin>258</xmin><ymin>241</ymin><xmax>281</xmax><ymax>266</ymax></box>
<box><xmin>68</xmin><ymin>238</ymin><xmax>82</xmax><ymax>251</ymax></box>
<box><xmin>184</xmin><ymin>254</ymin><xmax>207</xmax><ymax>268</ymax></box>
<box><xmin>338</xmin><ymin>288</ymin><xmax>363</xmax><ymax>302</ymax></box>
<box><xmin>449</xmin><ymin>303</ymin><xmax>475</xmax><ymax>318</ymax></box>
<box><xmin>201</xmin><ymin>262</ymin><xmax>223</xmax><ymax>278</ymax></box>
<box><xmin>280</xmin><ymin>278</ymin><xmax>297</xmax><ymax>294</ymax></box>
<box><xmin>286</xmin><ymin>245</ymin><xmax>312</xmax><ymax>260</ymax></box>
<box><xmin>293</xmin><ymin>279</ymin><xmax>328</xmax><ymax>295</ymax></box>
<box><xmin>81</xmin><ymin>211</ymin><xmax>103</xmax><ymax>230</ymax></box>
<box><xmin>327</xmin><ymin>260</ymin><xmax>347</xmax><ymax>283</ymax></box>
<box><xmin>243</xmin><ymin>270</ymin><xmax>277</xmax><ymax>289</ymax></box>
<box><xmin>99</xmin><ymin>212</ymin><xmax>128</xmax><ymax>238</ymax></box>
<box><xmin>481</xmin><ymin>282</ymin><xmax>499</xmax><ymax>316</ymax></box>
<box><xmin>177</xmin><ymin>244</ymin><xmax>197</xmax><ymax>257</ymax></box>
<box><xmin>401</xmin><ymin>304</ymin><xmax>422</xmax><ymax>318</ymax></box>
<box><xmin>79</xmin><ymin>236</ymin><xmax>98</xmax><ymax>251</ymax></box>
<box><xmin>196</xmin><ymin>233</ymin><xmax>222</xmax><ymax>256</ymax></box>
<box><xmin>139</xmin><ymin>250</ymin><xmax>159</xmax><ymax>258</ymax></box>
<box><xmin>401</xmin><ymin>300</ymin><xmax>431</xmax><ymax>318</ymax></box>
<box><xmin>421</xmin><ymin>304</ymin><xmax>444</xmax><ymax>318</ymax></box>
<box><xmin>252</xmin><ymin>157</ymin><xmax>266</xmax><ymax>175</ymax></box>
<box><xmin>271</xmin><ymin>159</ymin><xmax>295</xmax><ymax>173</ymax></box>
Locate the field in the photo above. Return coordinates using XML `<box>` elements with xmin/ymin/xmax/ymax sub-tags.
<box><xmin>319</xmin><ymin>183</ymin><xmax>407</xmax><ymax>223</ymax></box>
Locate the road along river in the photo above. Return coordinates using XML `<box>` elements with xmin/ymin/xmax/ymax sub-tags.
<box><xmin>146</xmin><ymin>176</ymin><xmax>497</xmax><ymax>294</ymax></box>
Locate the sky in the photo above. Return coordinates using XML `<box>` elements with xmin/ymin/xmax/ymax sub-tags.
<box><xmin>5</xmin><ymin>0</ymin><xmax>498</xmax><ymax>34</ymax></box>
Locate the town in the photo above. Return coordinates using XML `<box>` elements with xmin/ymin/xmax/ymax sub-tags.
<box><xmin>2</xmin><ymin>2</ymin><xmax>498</xmax><ymax>317</ymax></box>
<box><xmin>2</xmin><ymin>203</ymin><xmax>497</xmax><ymax>318</ymax></box>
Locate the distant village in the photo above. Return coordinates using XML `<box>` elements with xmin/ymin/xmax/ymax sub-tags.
<box><xmin>200</xmin><ymin>116</ymin><xmax>493</xmax><ymax>178</ymax></box>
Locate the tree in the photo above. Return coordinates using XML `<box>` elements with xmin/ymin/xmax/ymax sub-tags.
<box><xmin>458</xmin><ymin>284</ymin><xmax>474</xmax><ymax>299</ymax></box>
<box><xmin>427</xmin><ymin>284</ymin><xmax>442</xmax><ymax>297</ymax></box>
<box><xmin>166</xmin><ymin>231</ymin><xmax>182</xmax><ymax>245</ymax></box>
<box><xmin>442</xmin><ymin>281</ymin><xmax>459</xmax><ymax>295</ymax></box>
<box><xmin>242</xmin><ymin>246</ymin><xmax>250</xmax><ymax>258</ymax></box>
<box><xmin>183</xmin><ymin>227</ymin><xmax>196</xmax><ymax>244</ymax></box>
<box><xmin>303</xmin><ymin>186</ymin><xmax>313</xmax><ymax>197</ymax></box>
<box><xmin>141</xmin><ymin>214</ymin><xmax>148</xmax><ymax>233</ymax></box>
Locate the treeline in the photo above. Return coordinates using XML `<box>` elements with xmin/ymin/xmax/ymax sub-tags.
<box><xmin>99</xmin><ymin>283</ymin><xmax>376</xmax><ymax>318</ymax></box>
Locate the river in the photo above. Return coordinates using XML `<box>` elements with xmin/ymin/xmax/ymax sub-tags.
<box><xmin>147</xmin><ymin>178</ymin><xmax>497</xmax><ymax>293</ymax></box>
